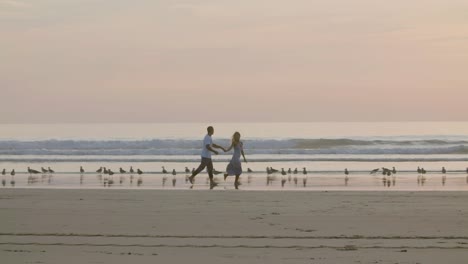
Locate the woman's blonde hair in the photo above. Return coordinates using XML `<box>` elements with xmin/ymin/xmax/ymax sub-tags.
<box><xmin>232</xmin><ymin>132</ymin><xmax>241</xmax><ymax>146</ymax></box>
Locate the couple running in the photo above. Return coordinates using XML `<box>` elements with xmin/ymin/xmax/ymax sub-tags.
<box><xmin>188</xmin><ymin>126</ymin><xmax>247</xmax><ymax>189</ymax></box>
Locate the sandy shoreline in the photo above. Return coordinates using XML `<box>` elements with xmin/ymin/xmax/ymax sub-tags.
<box><xmin>1</xmin><ymin>189</ymin><xmax>468</xmax><ymax>263</ymax></box>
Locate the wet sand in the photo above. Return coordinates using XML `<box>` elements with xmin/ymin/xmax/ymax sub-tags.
<box><xmin>1</xmin><ymin>189</ymin><xmax>468</xmax><ymax>263</ymax></box>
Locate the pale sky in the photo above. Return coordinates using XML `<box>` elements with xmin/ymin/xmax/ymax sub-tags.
<box><xmin>1</xmin><ymin>0</ymin><xmax>467</xmax><ymax>123</ymax></box>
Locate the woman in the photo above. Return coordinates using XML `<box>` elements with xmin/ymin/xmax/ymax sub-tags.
<box><xmin>224</xmin><ymin>132</ymin><xmax>247</xmax><ymax>189</ymax></box>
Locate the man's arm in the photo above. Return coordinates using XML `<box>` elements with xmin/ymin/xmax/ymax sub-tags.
<box><xmin>212</xmin><ymin>143</ymin><xmax>226</xmax><ymax>152</ymax></box>
<box><xmin>206</xmin><ymin>144</ymin><xmax>219</xmax><ymax>155</ymax></box>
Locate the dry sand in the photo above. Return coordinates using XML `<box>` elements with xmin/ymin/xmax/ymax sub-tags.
<box><xmin>1</xmin><ymin>189</ymin><xmax>468</xmax><ymax>263</ymax></box>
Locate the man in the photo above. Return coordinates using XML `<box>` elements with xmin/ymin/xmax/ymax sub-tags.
<box><xmin>188</xmin><ymin>126</ymin><xmax>225</xmax><ymax>189</ymax></box>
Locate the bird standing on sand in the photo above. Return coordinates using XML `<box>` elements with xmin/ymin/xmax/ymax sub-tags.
<box><xmin>442</xmin><ymin>167</ymin><xmax>446</xmax><ymax>174</ymax></box>
<box><xmin>120</xmin><ymin>168</ymin><xmax>126</xmax><ymax>173</ymax></box>
<box><xmin>392</xmin><ymin>167</ymin><xmax>397</xmax><ymax>174</ymax></box>
<box><xmin>302</xmin><ymin>168</ymin><xmax>307</xmax><ymax>175</ymax></box>
<box><xmin>293</xmin><ymin>168</ymin><xmax>298</xmax><ymax>174</ymax></box>
<box><xmin>172</xmin><ymin>169</ymin><xmax>177</xmax><ymax>176</ymax></box>
<box><xmin>96</xmin><ymin>167</ymin><xmax>103</xmax><ymax>173</ymax></box>
<box><xmin>281</xmin><ymin>168</ymin><xmax>287</xmax><ymax>176</ymax></box>
<box><xmin>370</xmin><ymin>168</ymin><xmax>379</xmax><ymax>174</ymax></box>
<box><xmin>288</xmin><ymin>168</ymin><xmax>292</xmax><ymax>174</ymax></box>
<box><xmin>103</xmin><ymin>167</ymin><xmax>108</xmax><ymax>174</ymax></box>
<box><xmin>247</xmin><ymin>168</ymin><xmax>253</xmax><ymax>173</ymax></box>
<box><xmin>48</xmin><ymin>167</ymin><xmax>54</xmax><ymax>173</ymax></box>
<box><xmin>10</xmin><ymin>169</ymin><xmax>15</xmax><ymax>176</ymax></box>
<box><xmin>344</xmin><ymin>168</ymin><xmax>349</xmax><ymax>176</ymax></box>
<box><xmin>185</xmin><ymin>167</ymin><xmax>190</xmax><ymax>173</ymax></box>
<box><xmin>28</xmin><ymin>167</ymin><xmax>40</xmax><ymax>174</ymax></box>
<box><xmin>137</xmin><ymin>169</ymin><xmax>143</xmax><ymax>175</ymax></box>
<box><xmin>108</xmin><ymin>169</ymin><xmax>114</xmax><ymax>176</ymax></box>
<box><xmin>41</xmin><ymin>167</ymin><xmax>48</xmax><ymax>173</ymax></box>
<box><xmin>417</xmin><ymin>167</ymin><xmax>422</xmax><ymax>174</ymax></box>
<box><xmin>270</xmin><ymin>167</ymin><xmax>279</xmax><ymax>173</ymax></box>
<box><xmin>80</xmin><ymin>166</ymin><xmax>85</xmax><ymax>174</ymax></box>
<box><xmin>162</xmin><ymin>166</ymin><xmax>168</xmax><ymax>174</ymax></box>
<box><xmin>1</xmin><ymin>169</ymin><xmax>5</xmax><ymax>175</ymax></box>
<box><xmin>130</xmin><ymin>167</ymin><xmax>134</xmax><ymax>173</ymax></box>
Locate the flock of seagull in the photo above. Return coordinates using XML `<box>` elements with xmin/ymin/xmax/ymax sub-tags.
<box><xmin>2</xmin><ymin>165</ymin><xmax>468</xmax><ymax>188</ymax></box>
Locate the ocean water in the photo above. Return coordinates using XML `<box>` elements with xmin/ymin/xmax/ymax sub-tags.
<box><xmin>1</xmin><ymin>122</ymin><xmax>468</xmax><ymax>190</ymax></box>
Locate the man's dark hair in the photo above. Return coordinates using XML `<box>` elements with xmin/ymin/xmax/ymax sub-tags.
<box><xmin>207</xmin><ymin>126</ymin><xmax>214</xmax><ymax>133</ymax></box>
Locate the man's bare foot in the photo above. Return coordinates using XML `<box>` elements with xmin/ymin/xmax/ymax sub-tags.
<box><xmin>210</xmin><ymin>181</ymin><xmax>218</xmax><ymax>190</ymax></box>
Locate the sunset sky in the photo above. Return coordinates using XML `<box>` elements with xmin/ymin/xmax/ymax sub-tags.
<box><xmin>1</xmin><ymin>0</ymin><xmax>467</xmax><ymax>123</ymax></box>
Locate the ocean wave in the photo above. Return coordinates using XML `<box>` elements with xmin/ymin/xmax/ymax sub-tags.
<box><xmin>2</xmin><ymin>157</ymin><xmax>468</xmax><ymax>163</ymax></box>
<box><xmin>1</xmin><ymin>138</ymin><xmax>468</xmax><ymax>156</ymax></box>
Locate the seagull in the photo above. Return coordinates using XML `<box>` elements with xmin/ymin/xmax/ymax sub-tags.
<box><xmin>266</xmin><ymin>167</ymin><xmax>272</xmax><ymax>175</ymax></box>
<box><xmin>119</xmin><ymin>168</ymin><xmax>126</xmax><ymax>174</ymax></box>
<box><xmin>1</xmin><ymin>169</ymin><xmax>5</xmax><ymax>175</ymax></box>
<box><xmin>344</xmin><ymin>168</ymin><xmax>349</xmax><ymax>175</ymax></box>
<box><xmin>370</xmin><ymin>168</ymin><xmax>379</xmax><ymax>174</ymax></box>
<box><xmin>108</xmin><ymin>169</ymin><xmax>114</xmax><ymax>176</ymax></box>
<box><xmin>288</xmin><ymin>168</ymin><xmax>292</xmax><ymax>174</ymax></box>
<box><xmin>247</xmin><ymin>168</ymin><xmax>253</xmax><ymax>173</ymax></box>
<box><xmin>48</xmin><ymin>167</ymin><xmax>54</xmax><ymax>173</ymax></box>
<box><xmin>172</xmin><ymin>169</ymin><xmax>177</xmax><ymax>176</ymax></box>
<box><xmin>80</xmin><ymin>166</ymin><xmax>85</xmax><ymax>174</ymax></box>
<box><xmin>185</xmin><ymin>167</ymin><xmax>190</xmax><ymax>173</ymax></box>
<box><xmin>41</xmin><ymin>167</ymin><xmax>48</xmax><ymax>173</ymax></box>
<box><xmin>442</xmin><ymin>167</ymin><xmax>446</xmax><ymax>174</ymax></box>
<box><xmin>302</xmin><ymin>168</ymin><xmax>307</xmax><ymax>175</ymax></box>
<box><xmin>417</xmin><ymin>167</ymin><xmax>421</xmax><ymax>174</ymax></box>
<box><xmin>281</xmin><ymin>168</ymin><xmax>287</xmax><ymax>176</ymax></box>
<box><xmin>96</xmin><ymin>167</ymin><xmax>103</xmax><ymax>173</ymax></box>
<box><xmin>270</xmin><ymin>167</ymin><xmax>279</xmax><ymax>173</ymax></box>
<box><xmin>162</xmin><ymin>166</ymin><xmax>168</xmax><ymax>174</ymax></box>
<box><xmin>382</xmin><ymin>167</ymin><xmax>389</xmax><ymax>175</ymax></box>
<box><xmin>137</xmin><ymin>169</ymin><xmax>143</xmax><ymax>175</ymax></box>
<box><xmin>129</xmin><ymin>167</ymin><xmax>134</xmax><ymax>173</ymax></box>
<box><xmin>28</xmin><ymin>167</ymin><xmax>40</xmax><ymax>174</ymax></box>
<box><xmin>392</xmin><ymin>167</ymin><xmax>397</xmax><ymax>174</ymax></box>
<box><xmin>103</xmin><ymin>167</ymin><xmax>108</xmax><ymax>174</ymax></box>
<box><xmin>293</xmin><ymin>168</ymin><xmax>298</xmax><ymax>174</ymax></box>
<box><xmin>10</xmin><ymin>169</ymin><xmax>15</xmax><ymax>176</ymax></box>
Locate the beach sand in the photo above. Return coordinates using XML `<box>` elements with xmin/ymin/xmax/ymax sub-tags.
<box><xmin>1</xmin><ymin>189</ymin><xmax>468</xmax><ymax>263</ymax></box>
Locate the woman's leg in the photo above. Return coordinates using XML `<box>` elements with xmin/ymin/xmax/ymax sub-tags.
<box><xmin>234</xmin><ymin>174</ymin><xmax>240</xmax><ymax>189</ymax></box>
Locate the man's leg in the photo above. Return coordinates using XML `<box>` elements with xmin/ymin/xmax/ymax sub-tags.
<box><xmin>189</xmin><ymin>159</ymin><xmax>207</xmax><ymax>184</ymax></box>
<box><xmin>207</xmin><ymin>159</ymin><xmax>217</xmax><ymax>189</ymax></box>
